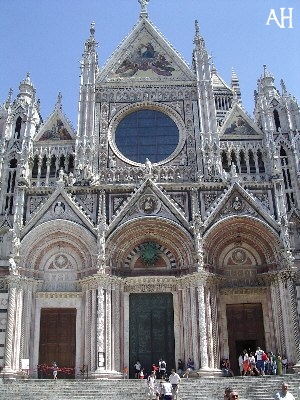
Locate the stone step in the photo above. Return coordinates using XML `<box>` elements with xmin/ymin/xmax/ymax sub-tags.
<box><xmin>0</xmin><ymin>375</ymin><xmax>298</xmax><ymax>400</ymax></box>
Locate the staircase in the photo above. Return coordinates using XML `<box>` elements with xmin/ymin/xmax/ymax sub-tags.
<box><xmin>0</xmin><ymin>375</ymin><xmax>299</xmax><ymax>400</ymax></box>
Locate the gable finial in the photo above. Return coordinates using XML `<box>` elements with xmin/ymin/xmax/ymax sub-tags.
<box><xmin>56</xmin><ymin>92</ymin><xmax>62</xmax><ymax>110</ymax></box>
<box><xmin>139</xmin><ymin>0</ymin><xmax>150</xmax><ymax>18</ymax></box>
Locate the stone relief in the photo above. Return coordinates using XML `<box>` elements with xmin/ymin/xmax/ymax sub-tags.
<box><xmin>138</xmin><ymin>194</ymin><xmax>160</xmax><ymax>215</ymax></box>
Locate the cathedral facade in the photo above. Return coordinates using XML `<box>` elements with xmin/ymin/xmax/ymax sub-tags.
<box><xmin>0</xmin><ymin>1</ymin><xmax>300</xmax><ymax>378</ymax></box>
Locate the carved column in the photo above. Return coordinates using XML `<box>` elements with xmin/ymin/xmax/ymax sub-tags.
<box><xmin>197</xmin><ymin>280</ymin><xmax>209</xmax><ymax>371</ymax></box>
<box><xmin>279</xmin><ymin>272</ymin><xmax>300</xmax><ymax>366</ymax></box>
<box><xmin>205</xmin><ymin>286</ymin><xmax>214</xmax><ymax>368</ymax></box>
<box><xmin>3</xmin><ymin>277</ymin><xmax>18</xmax><ymax>373</ymax></box>
<box><xmin>190</xmin><ymin>285</ymin><xmax>199</xmax><ymax>369</ymax></box>
<box><xmin>182</xmin><ymin>287</ymin><xmax>191</xmax><ymax>359</ymax></box>
<box><xmin>270</xmin><ymin>276</ymin><xmax>285</xmax><ymax>353</ymax></box>
<box><xmin>12</xmin><ymin>284</ymin><xmax>23</xmax><ymax>370</ymax></box>
<box><xmin>113</xmin><ymin>285</ymin><xmax>121</xmax><ymax>372</ymax></box>
<box><xmin>209</xmin><ymin>284</ymin><xmax>220</xmax><ymax>369</ymax></box>
<box><xmin>105</xmin><ymin>284</ymin><xmax>112</xmax><ymax>371</ymax></box>
<box><xmin>95</xmin><ymin>285</ymin><xmax>105</xmax><ymax>373</ymax></box>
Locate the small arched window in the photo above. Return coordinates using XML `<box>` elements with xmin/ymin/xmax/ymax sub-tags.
<box><xmin>273</xmin><ymin>109</ymin><xmax>281</xmax><ymax>132</ymax></box>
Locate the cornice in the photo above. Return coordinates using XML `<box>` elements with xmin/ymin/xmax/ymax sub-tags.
<box><xmin>220</xmin><ymin>287</ymin><xmax>267</xmax><ymax>295</ymax></box>
<box><xmin>36</xmin><ymin>291</ymin><xmax>82</xmax><ymax>299</ymax></box>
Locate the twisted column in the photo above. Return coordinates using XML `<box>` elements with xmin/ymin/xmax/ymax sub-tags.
<box><xmin>3</xmin><ymin>282</ymin><xmax>17</xmax><ymax>372</ymax></box>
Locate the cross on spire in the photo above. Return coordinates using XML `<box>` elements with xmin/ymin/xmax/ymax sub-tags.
<box><xmin>139</xmin><ymin>0</ymin><xmax>150</xmax><ymax>18</ymax></box>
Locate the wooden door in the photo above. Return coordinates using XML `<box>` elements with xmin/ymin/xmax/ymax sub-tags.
<box><xmin>129</xmin><ymin>293</ymin><xmax>175</xmax><ymax>378</ymax></box>
<box><xmin>226</xmin><ymin>303</ymin><xmax>265</xmax><ymax>375</ymax></box>
<box><xmin>39</xmin><ymin>308</ymin><xmax>76</xmax><ymax>378</ymax></box>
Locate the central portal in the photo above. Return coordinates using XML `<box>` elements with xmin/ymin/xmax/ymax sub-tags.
<box><xmin>129</xmin><ymin>293</ymin><xmax>175</xmax><ymax>378</ymax></box>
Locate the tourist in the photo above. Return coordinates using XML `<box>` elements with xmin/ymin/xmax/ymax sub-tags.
<box><xmin>52</xmin><ymin>361</ymin><xmax>58</xmax><ymax>380</ymax></box>
<box><xmin>186</xmin><ymin>357</ymin><xmax>194</xmax><ymax>370</ymax></box>
<box><xmin>224</xmin><ymin>387</ymin><xmax>233</xmax><ymax>400</ymax></box>
<box><xmin>238</xmin><ymin>353</ymin><xmax>244</xmax><ymax>376</ymax></box>
<box><xmin>255</xmin><ymin>346</ymin><xmax>265</xmax><ymax>375</ymax></box>
<box><xmin>230</xmin><ymin>391</ymin><xmax>239</xmax><ymax>399</ymax></box>
<box><xmin>177</xmin><ymin>358</ymin><xmax>184</xmax><ymax>376</ymax></box>
<box><xmin>249</xmin><ymin>353</ymin><xmax>258</xmax><ymax>376</ymax></box>
<box><xmin>147</xmin><ymin>371</ymin><xmax>157</xmax><ymax>400</ymax></box>
<box><xmin>282</xmin><ymin>355</ymin><xmax>288</xmax><ymax>374</ymax></box>
<box><xmin>169</xmin><ymin>369</ymin><xmax>181</xmax><ymax>400</ymax></box>
<box><xmin>134</xmin><ymin>360</ymin><xmax>142</xmax><ymax>378</ymax></box>
<box><xmin>276</xmin><ymin>354</ymin><xmax>283</xmax><ymax>375</ymax></box>
<box><xmin>160</xmin><ymin>378</ymin><xmax>173</xmax><ymax>400</ymax></box>
<box><xmin>274</xmin><ymin>382</ymin><xmax>295</xmax><ymax>400</ymax></box>
<box><xmin>242</xmin><ymin>349</ymin><xmax>249</xmax><ymax>376</ymax></box>
<box><xmin>158</xmin><ymin>358</ymin><xmax>167</xmax><ymax>379</ymax></box>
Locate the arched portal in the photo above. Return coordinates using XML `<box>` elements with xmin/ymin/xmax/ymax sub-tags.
<box><xmin>20</xmin><ymin>220</ymin><xmax>97</xmax><ymax>377</ymax></box>
<box><xmin>107</xmin><ymin>217</ymin><xmax>194</xmax><ymax>374</ymax></box>
<box><xmin>204</xmin><ymin>216</ymin><xmax>281</xmax><ymax>374</ymax></box>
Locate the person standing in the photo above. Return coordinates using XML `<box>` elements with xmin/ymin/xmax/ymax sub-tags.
<box><xmin>276</xmin><ymin>354</ymin><xmax>283</xmax><ymax>376</ymax></box>
<box><xmin>274</xmin><ymin>382</ymin><xmax>295</xmax><ymax>400</ymax></box>
<box><xmin>282</xmin><ymin>355</ymin><xmax>288</xmax><ymax>374</ymax></box>
<box><xmin>255</xmin><ymin>346</ymin><xmax>265</xmax><ymax>375</ymax></box>
<box><xmin>134</xmin><ymin>360</ymin><xmax>142</xmax><ymax>378</ymax></box>
<box><xmin>242</xmin><ymin>350</ymin><xmax>249</xmax><ymax>376</ymax></box>
<box><xmin>169</xmin><ymin>369</ymin><xmax>181</xmax><ymax>400</ymax></box>
<box><xmin>238</xmin><ymin>353</ymin><xmax>243</xmax><ymax>376</ymax></box>
<box><xmin>52</xmin><ymin>361</ymin><xmax>58</xmax><ymax>380</ymax></box>
<box><xmin>147</xmin><ymin>371</ymin><xmax>157</xmax><ymax>400</ymax></box>
<box><xmin>158</xmin><ymin>358</ymin><xmax>167</xmax><ymax>379</ymax></box>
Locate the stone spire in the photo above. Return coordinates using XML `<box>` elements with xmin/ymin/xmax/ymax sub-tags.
<box><xmin>18</xmin><ymin>72</ymin><xmax>36</xmax><ymax>102</ymax></box>
<box><xmin>139</xmin><ymin>0</ymin><xmax>150</xmax><ymax>18</ymax></box>
<box><xmin>231</xmin><ymin>68</ymin><xmax>241</xmax><ymax>103</ymax></box>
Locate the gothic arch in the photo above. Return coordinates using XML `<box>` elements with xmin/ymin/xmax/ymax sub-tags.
<box><xmin>106</xmin><ymin>217</ymin><xmax>194</xmax><ymax>273</ymax></box>
<box><xmin>204</xmin><ymin>215</ymin><xmax>281</xmax><ymax>273</ymax></box>
<box><xmin>20</xmin><ymin>220</ymin><xmax>97</xmax><ymax>278</ymax></box>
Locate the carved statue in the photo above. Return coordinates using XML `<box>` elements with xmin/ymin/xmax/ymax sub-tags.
<box><xmin>138</xmin><ymin>0</ymin><xmax>150</xmax><ymax>14</ymax></box>
<box><xmin>9</xmin><ymin>257</ymin><xmax>18</xmax><ymax>275</ymax></box>
<box><xmin>145</xmin><ymin>158</ymin><xmax>152</xmax><ymax>175</ymax></box>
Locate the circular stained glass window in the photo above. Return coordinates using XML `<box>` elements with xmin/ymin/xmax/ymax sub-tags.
<box><xmin>115</xmin><ymin>109</ymin><xmax>179</xmax><ymax>163</ymax></box>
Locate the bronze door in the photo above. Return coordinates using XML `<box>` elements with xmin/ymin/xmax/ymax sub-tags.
<box><xmin>39</xmin><ymin>308</ymin><xmax>76</xmax><ymax>379</ymax></box>
<box><xmin>129</xmin><ymin>293</ymin><xmax>175</xmax><ymax>378</ymax></box>
<box><xmin>226</xmin><ymin>303</ymin><xmax>265</xmax><ymax>375</ymax></box>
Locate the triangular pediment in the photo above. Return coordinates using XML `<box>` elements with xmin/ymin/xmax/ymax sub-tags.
<box><xmin>220</xmin><ymin>103</ymin><xmax>262</xmax><ymax>138</ymax></box>
<box><xmin>22</xmin><ymin>185</ymin><xmax>95</xmax><ymax>237</ymax></box>
<box><xmin>108</xmin><ymin>179</ymin><xmax>190</xmax><ymax>233</ymax></box>
<box><xmin>203</xmin><ymin>182</ymin><xmax>279</xmax><ymax>232</ymax></box>
<box><xmin>98</xmin><ymin>18</ymin><xmax>195</xmax><ymax>83</ymax></box>
<box><xmin>35</xmin><ymin>103</ymin><xmax>75</xmax><ymax>142</ymax></box>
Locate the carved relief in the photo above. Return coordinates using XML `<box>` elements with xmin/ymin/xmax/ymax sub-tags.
<box><xmin>138</xmin><ymin>194</ymin><xmax>160</xmax><ymax>215</ymax></box>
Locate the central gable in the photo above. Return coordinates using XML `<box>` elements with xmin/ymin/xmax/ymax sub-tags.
<box><xmin>98</xmin><ymin>18</ymin><xmax>195</xmax><ymax>83</ymax></box>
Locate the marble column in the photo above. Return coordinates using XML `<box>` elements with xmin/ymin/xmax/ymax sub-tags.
<box><xmin>95</xmin><ymin>285</ymin><xmax>105</xmax><ymax>373</ymax></box>
<box><xmin>197</xmin><ymin>281</ymin><xmax>209</xmax><ymax>373</ymax></box>
<box><xmin>190</xmin><ymin>285</ymin><xmax>199</xmax><ymax>369</ymax></box>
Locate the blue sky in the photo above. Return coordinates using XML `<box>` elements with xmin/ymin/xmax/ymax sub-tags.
<box><xmin>0</xmin><ymin>0</ymin><xmax>299</xmax><ymax>127</ymax></box>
